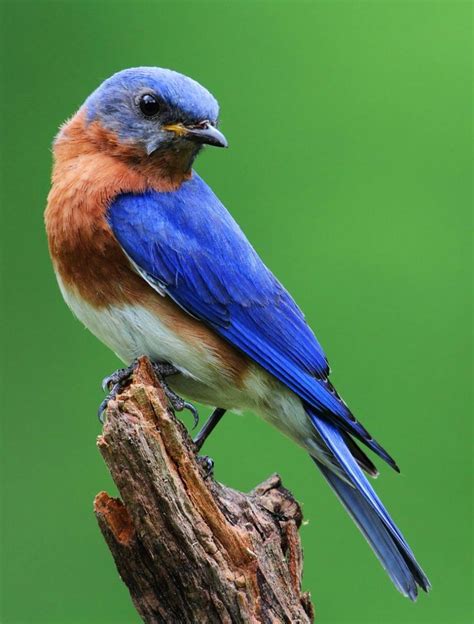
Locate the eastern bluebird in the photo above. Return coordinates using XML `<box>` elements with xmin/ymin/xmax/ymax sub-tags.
<box><xmin>45</xmin><ymin>67</ymin><xmax>430</xmax><ymax>599</ymax></box>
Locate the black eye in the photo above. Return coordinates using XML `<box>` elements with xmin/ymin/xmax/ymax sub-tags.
<box><xmin>139</xmin><ymin>93</ymin><xmax>160</xmax><ymax>117</ymax></box>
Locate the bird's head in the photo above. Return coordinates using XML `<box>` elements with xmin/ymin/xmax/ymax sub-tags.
<box><xmin>76</xmin><ymin>67</ymin><xmax>227</xmax><ymax>173</ymax></box>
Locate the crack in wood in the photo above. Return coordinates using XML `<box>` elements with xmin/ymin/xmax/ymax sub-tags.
<box><xmin>94</xmin><ymin>357</ymin><xmax>314</xmax><ymax>624</ymax></box>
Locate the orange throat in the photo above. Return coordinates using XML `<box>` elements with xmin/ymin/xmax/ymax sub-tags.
<box><xmin>44</xmin><ymin>110</ymin><xmax>192</xmax><ymax>307</ymax></box>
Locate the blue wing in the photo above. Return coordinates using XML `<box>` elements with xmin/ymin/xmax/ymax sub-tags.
<box><xmin>108</xmin><ymin>173</ymin><xmax>432</xmax><ymax>597</ymax></box>
<box><xmin>107</xmin><ymin>173</ymin><xmax>396</xmax><ymax>468</ymax></box>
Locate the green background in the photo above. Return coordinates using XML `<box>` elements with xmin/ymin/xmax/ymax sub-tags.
<box><xmin>1</xmin><ymin>1</ymin><xmax>472</xmax><ymax>622</ymax></box>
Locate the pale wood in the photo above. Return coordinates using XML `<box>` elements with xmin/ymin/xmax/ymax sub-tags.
<box><xmin>94</xmin><ymin>357</ymin><xmax>314</xmax><ymax>624</ymax></box>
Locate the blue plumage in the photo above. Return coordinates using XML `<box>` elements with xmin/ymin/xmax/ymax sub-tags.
<box><xmin>309</xmin><ymin>411</ymin><xmax>430</xmax><ymax>598</ymax></box>
<box><xmin>86</xmin><ymin>67</ymin><xmax>219</xmax><ymax>128</ymax></box>
<box><xmin>108</xmin><ymin>155</ymin><xmax>429</xmax><ymax>599</ymax></box>
<box><xmin>84</xmin><ymin>67</ymin><xmax>220</xmax><ymax>155</ymax></box>
<box><xmin>109</xmin><ymin>174</ymin><xmax>397</xmax><ymax>468</ymax></box>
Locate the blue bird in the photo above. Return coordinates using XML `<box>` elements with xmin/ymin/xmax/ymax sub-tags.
<box><xmin>45</xmin><ymin>67</ymin><xmax>430</xmax><ymax>600</ymax></box>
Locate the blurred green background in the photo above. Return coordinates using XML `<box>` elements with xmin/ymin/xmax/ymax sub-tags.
<box><xmin>0</xmin><ymin>1</ymin><xmax>472</xmax><ymax>623</ymax></box>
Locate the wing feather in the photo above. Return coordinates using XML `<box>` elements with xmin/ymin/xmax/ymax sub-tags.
<box><xmin>108</xmin><ymin>174</ymin><xmax>396</xmax><ymax>468</ymax></box>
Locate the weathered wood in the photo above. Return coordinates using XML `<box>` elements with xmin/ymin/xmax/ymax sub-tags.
<box><xmin>94</xmin><ymin>357</ymin><xmax>314</xmax><ymax>623</ymax></box>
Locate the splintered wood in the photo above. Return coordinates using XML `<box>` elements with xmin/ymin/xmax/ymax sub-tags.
<box><xmin>94</xmin><ymin>357</ymin><xmax>314</xmax><ymax>624</ymax></box>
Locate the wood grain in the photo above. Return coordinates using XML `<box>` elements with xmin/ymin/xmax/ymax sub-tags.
<box><xmin>94</xmin><ymin>357</ymin><xmax>314</xmax><ymax>623</ymax></box>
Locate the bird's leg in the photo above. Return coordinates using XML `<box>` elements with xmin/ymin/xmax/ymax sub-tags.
<box><xmin>98</xmin><ymin>360</ymin><xmax>138</xmax><ymax>422</ymax></box>
<box><xmin>151</xmin><ymin>361</ymin><xmax>200</xmax><ymax>428</ymax></box>
<box><xmin>193</xmin><ymin>408</ymin><xmax>227</xmax><ymax>478</ymax></box>
<box><xmin>193</xmin><ymin>407</ymin><xmax>227</xmax><ymax>451</ymax></box>
<box><xmin>152</xmin><ymin>364</ymin><xmax>223</xmax><ymax>477</ymax></box>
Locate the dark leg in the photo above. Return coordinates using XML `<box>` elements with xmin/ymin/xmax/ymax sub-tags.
<box><xmin>193</xmin><ymin>408</ymin><xmax>227</xmax><ymax>451</ymax></box>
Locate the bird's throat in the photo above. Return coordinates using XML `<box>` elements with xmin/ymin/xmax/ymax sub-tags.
<box><xmin>54</xmin><ymin>110</ymin><xmax>194</xmax><ymax>191</ymax></box>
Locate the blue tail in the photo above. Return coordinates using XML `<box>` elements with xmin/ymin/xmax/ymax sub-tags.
<box><xmin>308</xmin><ymin>409</ymin><xmax>431</xmax><ymax>599</ymax></box>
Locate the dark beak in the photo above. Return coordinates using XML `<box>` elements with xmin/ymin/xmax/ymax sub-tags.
<box><xmin>163</xmin><ymin>121</ymin><xmax>228</xmax><ymax>148</ymax></box>
<box><xmin>186</xmin><ymin>123</ymin><xmax>228</xmax><ymax>148</ymax></box>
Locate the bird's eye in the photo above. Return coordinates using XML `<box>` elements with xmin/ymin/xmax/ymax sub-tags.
<box><xmin>139</xmin><ymin>93</ymin><xmax>160</xmax><ymax>117</ymax></box>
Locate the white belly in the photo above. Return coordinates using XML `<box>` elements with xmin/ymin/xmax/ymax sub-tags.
<box><xmin>58</xmin><ymin>276</ymin><xmax>218</xmax><ymax>374</ymax></box>
<box><xmin>57</xmin><ymin>275</ymin><xmax>254</xmax><ymax>410</ymax></box>
<box><xmin>57</xmin><ymin>276</ymin><xmax>328</xmax><ymax>462</ymax></box>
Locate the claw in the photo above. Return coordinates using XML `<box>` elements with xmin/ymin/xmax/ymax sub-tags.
<box><xmin>151</xmin><ymin>361</ymin><xmax>200</xmax><ymax>428</ymax></box>
<box><xmin>97</xmin><ymin>399</ymin><xmax>108</xmax><ymax>423</ymax></box>
<box><xmin>98</xmin><ymin>361</ymin><xmax>137</xmax><ymax>422</ymax></box>
<box><xmin>101</xmin><ymin>363</ymin><xmax>135</xmax><ymax>393</ymax></box>
<box><xmin>183</xmin><ymin>401</ymin><xmax>200</xmax><ymax>429</ymax></box>
<box><xmin>197</xmin><ymin>455</ymin><xmax>215</xmax><ymax>479</ymax></box>
<box><xmin>162</xmin><ymin>387</ymin><xmax>200</xmax><ymax>428</ymax></box>
<box><xmin>98</xmin><ymin>381</ymin><xmax>122</xmax><ymax>422</ymax></box>
<box><xmin>101</xmin><ymin>375</ymin><xmax>112</xmax><ymax>393</ymax></box>
<box><xmin>98</xmin><ymin>359</ymin><xmax>200</xmax><ymax>429</ymax></box>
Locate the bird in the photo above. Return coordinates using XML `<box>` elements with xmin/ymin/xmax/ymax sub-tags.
<box><xmin>45</xmin><ymin>67</ymin><xmax>430</xmax><ymax>600</ymax></box>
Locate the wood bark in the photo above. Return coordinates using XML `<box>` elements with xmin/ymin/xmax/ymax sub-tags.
<box><xmin>94</xmin><ymin>357</ymin><xmax>314</xmax><ymax>623</ymax></box>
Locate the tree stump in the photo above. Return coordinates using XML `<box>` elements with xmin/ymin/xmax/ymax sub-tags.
<box><xmin>94</xmin><ymin>357</ymin><xmax>314</xmax><ymax>623</ymax></box>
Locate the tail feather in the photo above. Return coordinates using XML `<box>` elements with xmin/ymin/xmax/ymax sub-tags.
<box><xmin>343</xmin><ymin>432</ymin><xmax>379</xmax><ymax>477</ymax></box>
<box><xmin>308</xmin><ymin>409</ymin><xmax>431</xmax><ymax>599</ymax></box>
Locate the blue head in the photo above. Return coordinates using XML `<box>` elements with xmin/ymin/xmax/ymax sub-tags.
<box><xmin>83</xmin><ymin>67</ymin><xmax>227</xmax><ymax>159</ymax></box>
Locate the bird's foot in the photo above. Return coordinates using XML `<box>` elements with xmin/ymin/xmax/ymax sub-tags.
<box><xmin>151</xmin><ymin>361</ymin><xmax>200</xmax><ymax>428</ymax></box>
<box><xmin>98</xmin><ymin>359</ymin><xmax>199</xmax><ymax>428</ymax></box>
<box><xmin>98</xmin><ymin>360</ymin><xmax>138</xmax><ymax>422</ymax></box>
<box><xmin>197</xmin><ymin>455</ymin><xmax>215</xmax><ymax>479</ymax></box>
<box><xmin>101</xmin><ymin>363</ymin><xmax>137</xmax><ymax>393</ymax></box>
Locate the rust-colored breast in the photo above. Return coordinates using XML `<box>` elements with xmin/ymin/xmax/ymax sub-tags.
<box><xmin>45</xmin><ymin>110</ymin><xmax>191</xmax><ymax>307</ymax></box>
<box><xmin>44</xmin><ymin>111</ymin><xmax>249</xmax><ymax>383</ymax></box>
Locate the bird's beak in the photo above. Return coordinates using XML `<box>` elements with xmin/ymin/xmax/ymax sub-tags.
<box><xmin>163</xmin><ymin>121</ymin><xmax>228</xmax><ymax>148</ymax></box>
